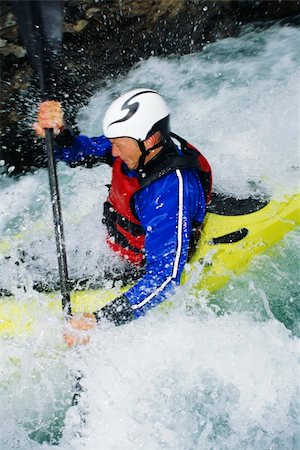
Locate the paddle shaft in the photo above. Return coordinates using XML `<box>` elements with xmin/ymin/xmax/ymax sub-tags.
<box><xmin>44</xmin><ymin>128</ymin><xmax>71</xmax><ymax>316</ymax></box>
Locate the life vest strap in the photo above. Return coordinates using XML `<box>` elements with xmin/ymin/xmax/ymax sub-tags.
<box><xmin>170</xmin><ymin>132</ymin><xmax>212</xmax><ymax>204</ymax></box>
<box><xmin>105</xmin><ymin>223</ymin><xmax>145</xmax><ymax>257</ymax></box>
<box><xmin>103</xmin><ymin>201</ymin><xmax>145</xmax><ymax>236</ymax></box>
<box><xmin>139</xmin><ymin>155</ymin><xmax>200</xmax><ymax>189</ymax></box>
<box><xmin>103</xmin><ymin>201</ymin><xmax>145</xmax><ymax>260</ymax></box>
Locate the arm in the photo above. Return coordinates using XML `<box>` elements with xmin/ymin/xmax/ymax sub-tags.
<box><xmin>54</xmin><ymin>131</ymin><xmax>113</xmax><ymax>167</ymax></box>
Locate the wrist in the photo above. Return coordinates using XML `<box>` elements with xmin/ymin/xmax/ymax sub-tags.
<box><xmin>94</xmin><ymin>295</ymin><xmax>134</xmax><ymax>326</ymax></box>
<box><xmin>54</xmin><ymin>128</ymin><xmax>75</xmax><ymax>148</ymax></box>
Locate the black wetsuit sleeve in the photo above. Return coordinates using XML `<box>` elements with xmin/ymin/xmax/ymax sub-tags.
<box><xmin>54</xmin><ymin>128</ymin><xmax>75</xmax><ymax>148</ymax></box>
<box><xmin>93</xmin><ymin>295</ymin><xmax>134</xmax><ymax>326</ymax></box>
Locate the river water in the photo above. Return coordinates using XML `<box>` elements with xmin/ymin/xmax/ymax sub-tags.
<box><xmin>0</xmin><ymin>23</ymin><xmax>299</xmax><ymax>449</ymax></box>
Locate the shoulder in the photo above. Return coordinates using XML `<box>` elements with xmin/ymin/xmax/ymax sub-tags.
<box><xmin>142</xmin><ymin>167</ymin><xmax>201</xmax><ymax>192</ymax></box>
<box><xmin>136</xmin><ymin>168</ymin><xmax>201</xmax><ymax>208</ymax></box>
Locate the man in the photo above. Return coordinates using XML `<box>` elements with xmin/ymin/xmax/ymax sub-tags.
<box><xmin>34</xmin><ymin>89</ymin><xmax>212</xmax><ymax>345</ymax></box>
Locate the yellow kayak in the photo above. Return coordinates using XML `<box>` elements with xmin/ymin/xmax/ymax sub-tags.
<box><xmin>0</xmin><ymin>193</ymin><xmax>299</xmax><ymax>338</ymax></box>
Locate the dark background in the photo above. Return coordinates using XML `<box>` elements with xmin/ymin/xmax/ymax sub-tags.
<box><xmin>1</xmin><ymin>0</ymin><xmax>299</xmax><ymax>175</ymax></box>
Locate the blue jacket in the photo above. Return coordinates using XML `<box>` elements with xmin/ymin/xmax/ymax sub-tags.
<box><xmin>55</xmin><ymin>133</ymin><xmax>206</xmax><ymax>321</ymax></box>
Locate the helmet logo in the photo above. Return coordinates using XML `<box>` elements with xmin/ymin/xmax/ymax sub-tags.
<box><xmin>109</xmin><ymin>90</ymin><xmax>156</xmax><ymax>128</ymax></box>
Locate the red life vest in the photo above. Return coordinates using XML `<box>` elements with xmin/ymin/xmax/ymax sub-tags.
<box><xmin>103</xmin><ymin>157</ymin><xmax>146</xmax><ymax>265</ymax></box>
<box><xmin>102</xmin><ymin>134</ymin><xmax>212</xmax><ymax>265</ymax></box>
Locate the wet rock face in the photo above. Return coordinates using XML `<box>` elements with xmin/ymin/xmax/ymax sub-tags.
<box><xmin>1</xmin><ymin>0</ymin><xmax>300</xmax><ymax>175</ymax></box>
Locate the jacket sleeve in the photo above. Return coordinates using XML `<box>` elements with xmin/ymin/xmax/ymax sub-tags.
<box><xmin>54</xmin><ymin>130</ymin><xmax>113</xmax><ymax>166</ymax></box>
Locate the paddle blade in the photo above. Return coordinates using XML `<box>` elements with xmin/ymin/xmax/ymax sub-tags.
<box><xmin>12</xmin><ymin>0</ymin><xmax>63</xmax><ymax>97</ymax></box>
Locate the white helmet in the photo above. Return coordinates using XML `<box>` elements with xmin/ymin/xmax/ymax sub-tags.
<box><xmin>103</xmin><ymin>88</ymin><xmax>170</xmax><ymax>141</ymax></box>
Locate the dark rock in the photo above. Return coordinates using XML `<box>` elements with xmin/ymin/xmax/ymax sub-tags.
<box><xmin>1</xmin><ymin>0</ymin><xmax>300</xmax><ymax>175</ymax></box>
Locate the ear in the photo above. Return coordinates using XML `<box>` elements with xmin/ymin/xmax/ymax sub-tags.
<box><xmin>147</xmin><ymin>134</ymin><xmax>156</xmax><ymax>146</ymax></box>
<box><xmin>145</xmin><ymin>131</ymin><xmax>161</xmax><ymax>149</ymax></box>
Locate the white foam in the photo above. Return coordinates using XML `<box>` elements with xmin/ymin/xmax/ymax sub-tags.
<box><xmin>60</xmin><ymin>310</ymin><xmax>299</xmax><ymax>450</ymax></box>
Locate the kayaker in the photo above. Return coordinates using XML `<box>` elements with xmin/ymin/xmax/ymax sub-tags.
<box><xmin>34</xmin><ymin>89</ymin><xmax>212</xmax><ymax>346</ymax></box>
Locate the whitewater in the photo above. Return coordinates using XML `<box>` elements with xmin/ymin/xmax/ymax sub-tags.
<box><xmin>0</xmin><ymin>23</ymin><xmax>299</xmax><ymax>449</ymax></box>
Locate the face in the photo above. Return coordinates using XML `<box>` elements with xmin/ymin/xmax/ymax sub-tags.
<box><xmin>110</xmin><ymin>137</ymin><xmax>141</xmax><ymax>170</ymax></box>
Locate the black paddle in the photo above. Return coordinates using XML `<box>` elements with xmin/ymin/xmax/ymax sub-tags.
<box><xmin>12</xmin><ymin>0</ymin><xmax>71</xmax><ymax>316</ymax></box>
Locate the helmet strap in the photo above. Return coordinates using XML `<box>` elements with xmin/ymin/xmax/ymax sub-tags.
<box><xmin>137</xmin><ymin>141</ymin><xmax>149</xmax><ymax>172</ymax></box>
<box><xmin>137</xmin><ymin>139</ymin><xmax>166</xmax><ymax>172</ymax></box>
